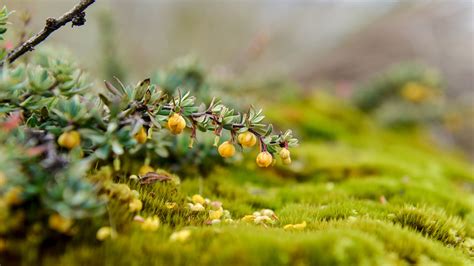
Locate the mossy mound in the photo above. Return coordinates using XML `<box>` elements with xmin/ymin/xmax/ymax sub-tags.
<box><xmin>9</xmin><ymin>92</ymin><xmax>474</xmax><ymax>265</ymax></box>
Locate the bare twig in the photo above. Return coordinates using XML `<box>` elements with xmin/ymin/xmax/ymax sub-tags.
<box><xmin>0</xmin><ymin>0</ymin><xmax>95</xmax><ymax>67</ymax></box>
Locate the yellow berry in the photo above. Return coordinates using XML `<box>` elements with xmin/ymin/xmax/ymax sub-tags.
<box><xmin>138</xmin><ymin>165</ymin><xmax>154</xmax><ymax>176</ymax></box>
<box><xmin>58</xmin><ymin>131</ymin><xmax>81</xmax><ymax>149</ymax></box>
<box><xmin>129</xmin><ymin>199</ymin><xmax>143</xmax><ymax>212</ymax></box>
<box><xmin>48</xmin><ymin>214</ymin><xmax>73</xmax><ymax>233</ymax></box>
<box><xmin>282</xmin><ymin>157</ymin><xmax>292</xmax><ymax>165</ymax></box>
<box><xmin>4</xmin><ymin>187</ymin><xmax>23</xmax><ymax>206</ymax></box>
<box><xmin>96</xmin><ymin>226</ymin><xmax>113</xmax><ymax>241</ymax></box>
<box><xmin>192</xmin><ymin>194</ymin><xmax>205</xmax><ymax>205</ymax></box>
<box><xmin>279</xmin><ymin>148</ymin><xmax>290</xmax><ymax>159</ymax></box>
<box><xmin>134</xmin><ymin>127</ymin><xmax>147</xmax><ymax>144</ymax></box>
<box><xmin>237</xmin><ymin>131</ymin><xmax>257</xmax><ymax>148</ymax></box>
<box><xmin>218</xmin><ymin>141</ymin><xmax>235</xmax><ymax>158</ymax></box>
<box><xmin>256</xmin><ymin>151</ymin><xmax>272</xmax><ymax>168</ymax></box>
<box><xmin>167</xmin><ymin>113</ymin><xmax>186</xmax><ymax>135</ymax></box>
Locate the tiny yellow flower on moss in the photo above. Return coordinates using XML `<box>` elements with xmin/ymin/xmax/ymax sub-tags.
<box><xmin>218</xmin><ymin>141</ymin><xmax>235</xmax><ymax>158</ymax></box>
<box><xmin>165</xmin><ymin>202</ymin><xmax>177</xmax><ymax>209</ymax></box>
<box><xmin>238</xmin><ymin>131</ymin><xmax>257</xmax><ymax>148</ymax></box>
<box><xmin>141</xmin><ymin>216</ymin><xmax>160</xmax><ymax>231</ymax></box>
<box><xmin>129</xmin><ymin>198</ymin><xmax>143</xmax><ymax>212</ymax></box>
<box><xmin>170</xmin><ymin>229</ymin><xmax>191</xmax><ymax>242</ymax></box>
<box><xmin>134</xmin><ymin>127</ymin><xmax>147</xmax><ymax>144</ymax></box>
<box><xmin>96</xmin><ymin>226</ymin><xmax>113</xmax><ymax>241</ymax></box>
<box><xmin>139</xmin><ymin>165</ymin><xmax>154</xmax><ymax>176</ymax></box>
<box><xmin>48</xmin><ymin>213</ymin><xmax>73</xmax><ymax>233</ymax></box>
<box><xmin>192</xmin><ymin>194</ymin><xmax>205</xmax><ymax>205</ymax></box>
<box><xmin>167</xmin><ymin>113</ymin><xmax>186</xmax><ymax>135</ymax></box>
<box><xmin>256</xmin><ymin>151</ymin><xmax>272</xmax><ymax>168</ymax></box>
<box><xmin>58</xmin><ymin>131</ymin><xmax>81</xmax><ymax>149</ymax></box>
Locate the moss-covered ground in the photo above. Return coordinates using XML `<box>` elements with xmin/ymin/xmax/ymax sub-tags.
<box><xmin>40</xmin><ymin>92</ymin><xmax>474</xmax><ymax>265</ymax></box>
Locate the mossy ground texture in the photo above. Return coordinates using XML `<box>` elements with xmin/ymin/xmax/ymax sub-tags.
<box><xmin>28</xmin><ymin>93</ymin><xmax>474</xmax><ymax>265</ymax></box>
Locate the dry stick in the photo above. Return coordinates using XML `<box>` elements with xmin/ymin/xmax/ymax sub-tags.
<box><xmin>0</xmin><ymin>0</ymin><xmax>96</xmax><ymax>67</ymax></box>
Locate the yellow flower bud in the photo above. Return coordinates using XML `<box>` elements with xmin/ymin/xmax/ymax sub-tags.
<box><xmin>58</xmin><ymin>131</ymin><xmax>81</xmax><ymax>149</ymax></box>
<box><xmin>237</xmin><ymin>131</ymin><xmax>257</xmax><ymax>148</ymax></box>
<box><xmin>256</xmin><ymin>151</ymin><xmax>272</xmax><ymax>168</ymax></box>
<box><xmin>141</xmin><ymin>216</ymin><xmax>160</xmax><ymax>231</ymax></box>
<box><xmin>192</xmin><ymin>194</ymin><xmax>205</xmax><ymax>205</ymax></box>
<box><xmin>279</xmin><ymin>148</ymin><xmax>290</xmax><ymax>159</ymax></box>
<box><xmin>218</xmin><ymin>141</ymin><xmax>235</xmax><ymax>158</ymax></box>
<box><xmin>129</xmin><ymin>199</ymin><xmax>143</xmax><ymax>212</ymax></box>
<box><xmin>282</xmin><ymin>157</ymin><xmax>292</xmax><ymax>165</ymax></box>
<box><xmin>48</xmin><ymin>214</ymin><xmax>73</xmax><ymax>233</ymax></box>
<box><xmin>134</xmin><ymin>127</ymin><xmax>147</xmax><ymax>144</ymax></box>
<box><xmin>167</xmin><ymin>113</ymin><xmax>186</xmax><ymax>135</ymax></box>
<box><xmin>139</xmin><ymin>165</ymin><xmax>154</xmax><ymax>176</ymax></box>
<box><xmin>96</xmin><ymin>226</ymin><xmax>113</xmax><ymax>241</ymax></box>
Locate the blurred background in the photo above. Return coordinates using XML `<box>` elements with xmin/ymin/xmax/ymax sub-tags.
<box><xmin>3</xmin><ymin>0</ymin><xmax>474</xmax><ymax>158</ymax></box>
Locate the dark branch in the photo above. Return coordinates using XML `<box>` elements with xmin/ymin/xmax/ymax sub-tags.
<box><xmin>0</xmin><ymin>0</ymin><xmax>95</xmax><ymax>67</ymax></box>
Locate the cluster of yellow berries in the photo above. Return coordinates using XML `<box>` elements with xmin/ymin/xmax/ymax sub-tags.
<box><xmin>57</xmin><ymin>114</ymin><xmax>293</xmax><ymax>169</ymax></box>
<box><xmin>58</xmin><ymin>130</ymin><xmax>81</xmax><ymax>149</ymax></box>
<box><xmin>188</xmin><ymin>194</ymin><xmax>233</xmax><ymax>225</ymax></box>
<box><xmin>241</xmin><ymin>209</ymin><xmax>278</xmax><ymax>226</ymax></box>
<box><xmin>218</xmin><ymin>132</ymin><xmax>292</xmax><ymax>168</ymax></box>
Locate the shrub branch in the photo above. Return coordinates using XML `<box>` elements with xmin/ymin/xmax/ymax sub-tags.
<box><xmin>0</xmin><ymin>0</ymin><xmax>96</xmax><ymax>67</ymax></box>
